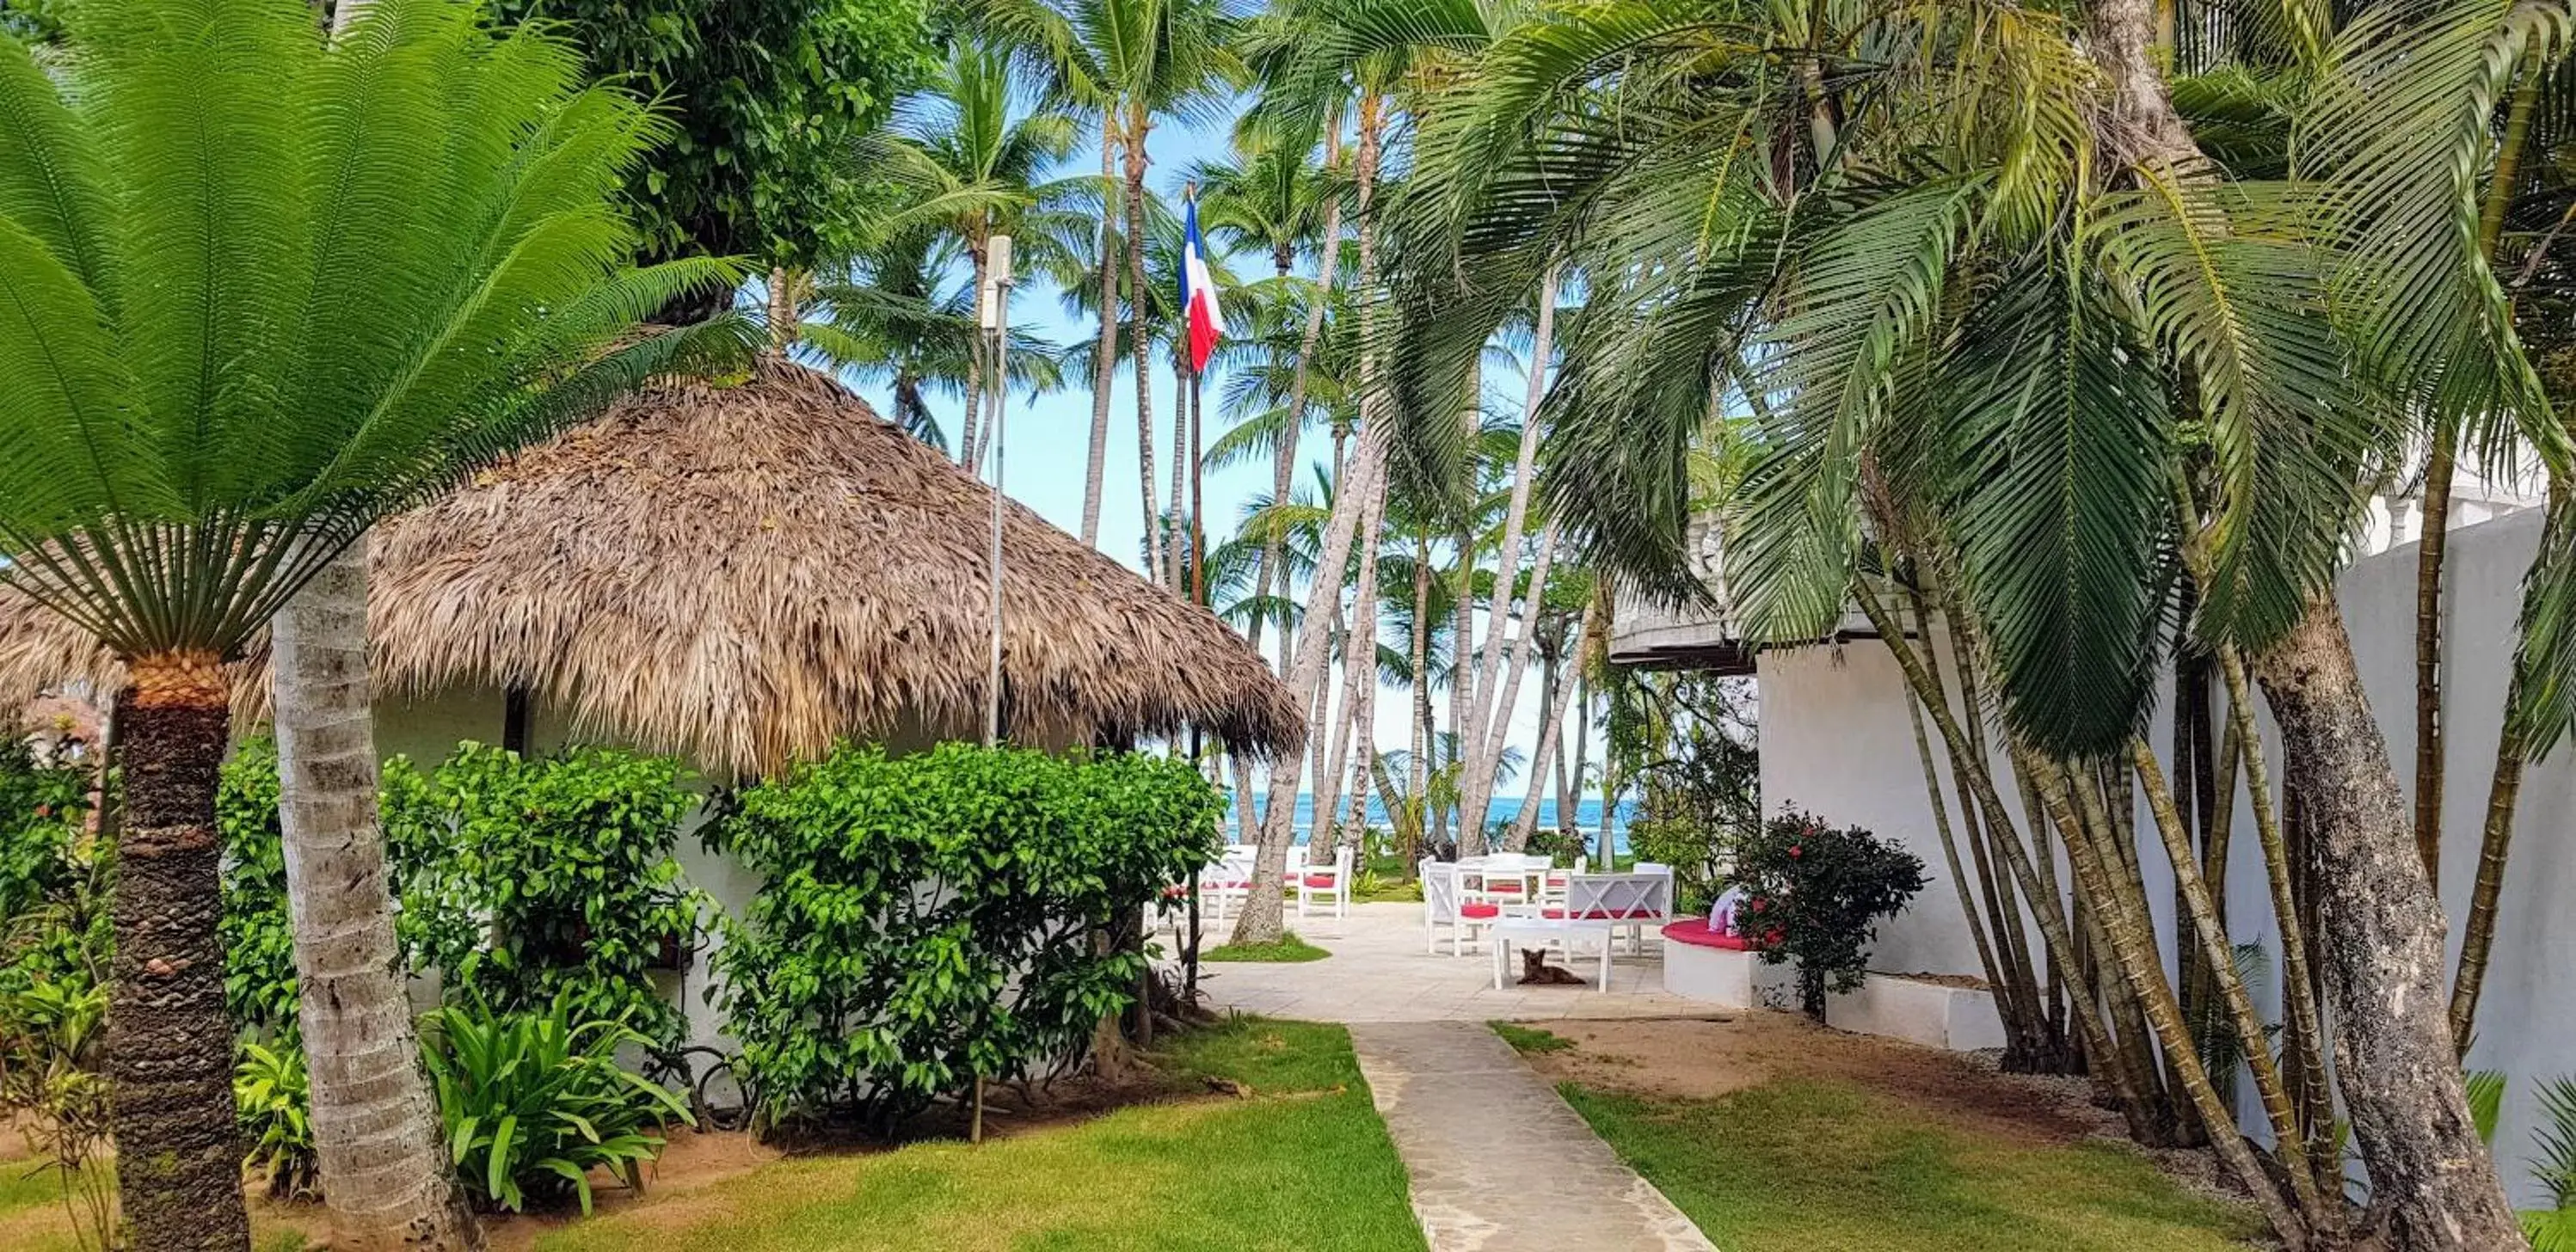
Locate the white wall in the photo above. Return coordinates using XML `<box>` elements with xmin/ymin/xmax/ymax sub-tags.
<box><xmin>1756</xmin><ymin>509</ymin><xmax>2575</xmax><ymax>1206</ymax></box>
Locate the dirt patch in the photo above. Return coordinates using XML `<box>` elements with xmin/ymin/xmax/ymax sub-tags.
<box><xmin>1520</xmin><ymin>1011</ymin><xmax>2104</xmax><ymax>1146</ymax></box>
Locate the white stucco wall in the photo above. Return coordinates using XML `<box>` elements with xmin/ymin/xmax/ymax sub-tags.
<box><xmin>1756</xmin><ymin>509</ymin><xmax>2576</xmax><ymax>1206</ymax></box>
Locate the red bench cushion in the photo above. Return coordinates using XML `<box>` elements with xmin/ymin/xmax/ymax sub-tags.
<box><xmin>1459</xmin><ymin>903</ymin><xmax>1503</xmax><ymax>919</ymax></box>
<box><xmin>1302</xmin><ymin>874</ymin><xmax>1339</xmax><ymax>888</ymax></box>
<box><xmin>1662</xmin><ymin>918</ymin><xmax>1752</xmax><ymax>950</ymax></box>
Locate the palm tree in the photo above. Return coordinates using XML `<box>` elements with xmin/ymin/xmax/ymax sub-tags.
<box><xmin>1381</xmin><ymin>0</ymin><xmax>2528</xmax><ymax>1245</ymax></box>
<box><xmin>874</xmin><ymin>41</ymin><xmax>1081</xmax><ymax>470</ymax></box>
<box><xmin>0</xmin><ymin>4</ymin><xmax>737</xmax><ymax>1247</ymax></box>
<box><xmin>799</xmin><ymin>230</ymin><xmax>1066</xmax><ymax>451</ymax></box>
<box><xmin>980</xmin><ymin>0</ymin><xmax>1243</xmax><ymax>563</ymax></box>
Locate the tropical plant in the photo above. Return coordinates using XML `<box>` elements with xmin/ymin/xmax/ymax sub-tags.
<box><xmin>1724</xmin><ymin>809</ymin><xmax>1927</xmax><ymax>1021</ymax></box>
<box><xmin>0</xmin><ymin>740</ymin><xmax>88</xmax><ymax>927</ymax></box>
<box><xmin>0</xmin><ymin>977</ymin><xmax>112</xmax><ymax>1249</ymax></box>
<box><xmin>419</xmin><ymin>996</ymin><xmax>692</xmax><ymax>1216</ymax></box>
<box><xmin>1377</xmin><ymin>0</ymin><xmax>2529</xmax><ymax>1243</ymax></box>
<box><xmin>710</xmin><ymin>743</ymin><xmax>1222</xmax><ymax>1132</ymax></box>
<box><xmin>236</xmin><ymin>1040</ymin><xmax>320</xmax><ymax>1202</ymax></box>
<box><xmin>0</xmin><ymin>2</ymin><xmax>744</xmax><ymax>1241</ymax></box>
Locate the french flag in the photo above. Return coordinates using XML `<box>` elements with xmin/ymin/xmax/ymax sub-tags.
<box><xmin>1179</xmin><ymin>194</ymin><xmax>1223</xmax><ymax>374</ymax></box>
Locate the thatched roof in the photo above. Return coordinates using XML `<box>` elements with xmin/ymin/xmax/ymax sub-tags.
<box><xmin>0</xmin><ymin>360</ymin><xmax>1303</xmax><ymax>776</ymax></box>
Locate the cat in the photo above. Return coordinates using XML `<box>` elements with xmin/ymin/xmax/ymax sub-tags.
<box><xmin>1518</xmin><ymin>948</ymin><xmax>1588</xmax><ymax>987</ymax></box>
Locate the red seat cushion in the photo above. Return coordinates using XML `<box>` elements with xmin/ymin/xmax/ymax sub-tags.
<box><xmin>1482</xmin><ymin>882</ymin><xmax>1525</xmax><ymax>893</ymax></box>
<box><xmin>1542</xmin><ymin>907</ymin><xmax>1662</xmax><ymax>920</ymax></box>
<box><xmin>1302</xmin><ymin>874</ymin><xmax>1338</xmax><ymax>888</ymax></box>
<box><xmin>1459</xmin><ymin>903</ymin><xmax>1502</xmax><ymax>919</ymax></box>
<box><xmin>1663</xmin><ymin>918</ymin><xmax>1752</xmax><ymax>950</ymax></box>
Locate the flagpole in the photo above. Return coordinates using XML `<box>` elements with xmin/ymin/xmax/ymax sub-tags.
<box><xmin>981</xmin><ymin>236</ymin><xmax>1014</xmax><ymax>749</ymax></box>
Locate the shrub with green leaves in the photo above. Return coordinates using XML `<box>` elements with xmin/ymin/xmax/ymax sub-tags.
<box><xmin>384</xmin><ymin>745</ymin><xmax>707</xmax><ymax>1046</ymax></box>
<box><xmin>1725</xmin><ymin>807</ymin><xmax>1927</xmax><ymax>1019</ymax></box>
<box><xmin>235</xmin><ymin>1040</ymin><xmax>317</xmax><ymax>1201</ymax></box>
<box><xmin>710</xmin><ymin>743</ymin><xmax>1222</xmax><ymax>1132</ymax></box>
<box><xmin>0</xmin><ymin>740</ymin><xmax>89</xmax><ymax>924</ymax></box>
<box><xmin>217</xmin><ymin>740</ymin><xmax>303</xmax><ymax>1042</ymax></box>
<box><xmin>420</xmin><ymin>995</ymin><xmax>692</xmax><ymax>1215</ymax></box>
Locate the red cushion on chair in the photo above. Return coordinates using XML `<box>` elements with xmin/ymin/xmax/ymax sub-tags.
<box><xmin>1459</xmin><ymin>903</ymin><xmax>1502</xmax><ymax>919</ymax></box>
<box><xmin>1302</xmin><ymin>874</ymin><xmax>1338</xmax><ymax>888</ymax></box>
<box><xmin>1483</xmin><ymin>882</ymin><xmax>1525</xmax><ymax>894</ymax></box>
<box><xmin>1161</xmin><ymin>885</ymin><xmax>1190</xmax><ymax>898</ymax></box>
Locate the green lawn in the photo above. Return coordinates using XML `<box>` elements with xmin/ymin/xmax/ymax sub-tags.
<box><xmin>0</xmin><ymin>1159</ymin><xmax>304</xmax><ymax>1252</ymax></box>
<box><xmin>1201</xmin><ymin>932</ymin><xmax>1331</xmax><ymax>962</ymax></box>
<box><xmin>1487</xmin><ymin>1022</ymin><xmax>1575</xmax><ymax>1055</ymax></box>
<box><xmin>1565</xmin><ymin>1077</ymin><xmax>2263</xmax><ymax>1252</ymax></box>
<box><xmin>532</xmin><ymin>1017</ymin><xmax>1423</xmax><ymax>1252</ymax></box>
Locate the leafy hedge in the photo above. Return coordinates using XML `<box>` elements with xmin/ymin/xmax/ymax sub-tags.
<box><xmin>218</xmin><ymin>740</ymin><xmax>708</xmax><ymax>1047</ymax></box>
<box><xmin>1725</xmin><ymin>807</ymin><xmax>1927</xmax><ymax>1018</ymax></box>
<box><xmin>710</xmin><ymin>743</ymin><xmax>1222</xmax><ymax>1132</ymax></box>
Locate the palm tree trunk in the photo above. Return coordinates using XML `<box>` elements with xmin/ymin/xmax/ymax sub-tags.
<box><xmin>1168</xmin><ymin>353</ymin><xmax>1190</xmax><ymax>588</ymax></box>
<box><xmin>1124</xmin><ymin>106</ymin><xmax>1162</xmax><ymax>585</ymax></box>
<box><xmin>1509</xmin><ymin>635</ymin><xmax>1580</xmax><ymax>850</ymax></box>
<box><xmin>1250</xmin><ymin>133</ymin><xmax>1344</xmax><ymax>667</ymax></box>
<box><xmin>2449</xmin><ymin>498</ymin><xmax>2560</xmax><ymax>1046</ymax></box>
<box><xmin>1459</xmin><ymin>523</ymin><xmax>1559</xmax><ymax>849</ymax></box>
<box><xmin>1239</xmin><ymin>422</ymin><xmax>1389</xmax><ymax>945</ymax></box>
<box><xmin>1406</xmin><ymin>540</ymin><xmax>1432</xmax><ymax>838</ymax></box>
<box><xmin>1079</xmin><ymin>111</ymin><xmax>1121</xmax><ymax>549</ymax></box>
<box><xmin>1330</xmin><ymin>474</ymin><xmax>1388</xmax><ymax>856</ymax></box>
<box><xmin>960</xmin><ymin>246</ymin><xmax>989</xmax><ymax>470</ymax></box>
<box><xmin>2253</xmin><ymin>598</ymin><xmax>2523</xmax><ymax>1249</ymax></box>
<box><xmin>272</xmin><ymin>539</ymin><xmax>483</xmax><ymax>1249</ymax></box>
<box><xmin>1456</xmin><ymin>267</ymin><xmax>1559</xmax><ymax>832</ymax></box>
<box><xmin>108</xmin><ymin>651</ymin><xmax>255</xmax><ymax>1252</ymax></box>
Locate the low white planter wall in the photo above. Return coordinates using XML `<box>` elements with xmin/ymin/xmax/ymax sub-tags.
<box><xmin>1824</xmin><ymin>973</ymin><xmax>2007</xmax><ymax>1052</ymax></box>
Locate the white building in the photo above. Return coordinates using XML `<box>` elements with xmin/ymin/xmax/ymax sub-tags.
<box><xmin>1614</xmin><ymin>503</ymin><xmax>2573</xmax><ymax>1208</ymax></box>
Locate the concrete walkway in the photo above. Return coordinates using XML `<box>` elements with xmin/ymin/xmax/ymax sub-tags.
<box><xmin>1349</xmin><ymin>1021</ymin><xmax>1718</xmax><ymax>1252</ymax></box>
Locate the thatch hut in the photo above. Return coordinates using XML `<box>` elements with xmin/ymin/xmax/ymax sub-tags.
<box><xmin>0</xmin><ymin>360</ymin><xmax>1302</xmax><ymax>776</ymax></box>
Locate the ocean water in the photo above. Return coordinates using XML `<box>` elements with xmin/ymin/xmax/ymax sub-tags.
<box><xmin>1245</xmin><ymin>794</ymin><xmax>1637</xmax><ymax>850</ymax></box>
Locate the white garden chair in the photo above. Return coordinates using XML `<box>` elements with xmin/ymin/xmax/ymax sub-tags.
<box><xmin>1545</xmin><ymin>870</ymin><xmax>1674</xmax><ymax>954</ymax></box>
<box><xmin>1295</xmin><ymin>844</ymin><xmax>1354</xmax><ymax>924</ymax></box>
<box><xmin>1421</xmin><ymin>860</ymin><xmax>1498</xmax><ymax>955</ymax></box>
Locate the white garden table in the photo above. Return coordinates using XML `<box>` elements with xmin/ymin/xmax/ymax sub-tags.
<box><xmin>1489</xmin><ymin>918</ymin><xmax>1616</xmax><ymax>993</ymax></box>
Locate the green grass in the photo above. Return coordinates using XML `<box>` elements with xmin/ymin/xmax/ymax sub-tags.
<box><xmin>1201</xmin><ymin>932</ymin><xmax>1331</xmax><ymax>962</ymax></box>
<box><xmin>532</xmin><ymin>1017</ymin><xmax>1423</xmax><ymax>1252</ymax></box>
<box><xmin>1488</xmin><ymin>1022</ymin><xmax>1576</xmax><ymax>1055</ymax></box>
<box><xmin>0</xmin><ymin>1157</ymin><xmax>305</xmax><ymax>1252</ymax></box>
<box><xmin>1564</xmin><ymin>1077</ymin><xmax>2264</xmax><ymax>1252</ymax></box>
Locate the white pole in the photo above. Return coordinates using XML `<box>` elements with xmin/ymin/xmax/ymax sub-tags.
<box><xmin>982</xmin><ymin>236</ymin><xmax>1015</xmax><ymax>747</ymax></box>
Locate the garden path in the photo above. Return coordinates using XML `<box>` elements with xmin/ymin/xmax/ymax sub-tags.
<box><xmin>1349</xmin><ymin>1020</ymin><xmax>1720</xmax><ymax>1252</ymax></box>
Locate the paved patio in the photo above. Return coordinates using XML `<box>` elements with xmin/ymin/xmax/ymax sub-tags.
<box><xmin>1183</xmin><ymin>900</ymin><xmax>1717</xmax><ymax>1022</ymax></box>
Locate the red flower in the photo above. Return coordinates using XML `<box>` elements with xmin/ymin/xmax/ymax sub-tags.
<box><xmin>33</xmin><ymin>805</ymin><xmax>49</xmax><ymax>819</ymax></box>
<box><xmin>1762</xmin><ymin>929</ymin><xmax>1785</xmax><ymax>947</ymax></box>
<box><xmin>1749</xmin><ymin>898</ymin><xmax>1768</xmax><ymax>912</ymax></box>
<box><xmin>1788</xmin><ymin>845</ymin><xmax>1803</xmax><ymax>858</ymax></box>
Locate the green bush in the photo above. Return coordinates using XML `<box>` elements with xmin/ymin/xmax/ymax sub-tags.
<box><xmin>218</xmin><ymin>740</ymin><xmax>709</xmax><ymax>1048</ymax></box>
<box><xmin>1725</xmin><ymin>808</ymin><xmax>1927</xmax><ymax>1019</ymax></box>
<box><xmin>710</xmin><ymin>743</ymin><xmax>1222</xmax><ymax>1132</ymax></box>
<box><xmin>384</xmin><ymin>745</ymin><xmax>707</xmax><ymax>1047</ymax></box>
<box><xmin>218</xmin><ymin>740</ymin><xmax>304</xmax><ymax>1042</ymax></box>
<box><xmin>0</xmin><ymin>740</ymin><xmax>89</xmax><ymax>924</ymax></box>
<box><xmin>421</xmin><ymin>996</ymin><xmax>692</xmax><ymax>1215</ymax></box>
<box><xmin>236</xmin><ymin>1040</ymin><xmax>318</xmax><ymax>1201</ymax></box>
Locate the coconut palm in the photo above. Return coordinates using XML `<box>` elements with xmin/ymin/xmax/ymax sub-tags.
<box><xmin>976</xmin><ymin>0</ymin><xmax>1245</xmax><ymax>563</ymax></box>
<box><xmin>1380</xmin><ymin>0</ymin><xmax>2533</xmax><ymax>1245</ymax></box>
<box><xmin>872</xmin><ymin>41</ymin><xmax>1083</xmax><ymax>469</ymax></box>
<box><xmin>0</xmin><ymin>3</ymin><xmax>738</xmax><ymax>1247</ymax></box>
<box><xmin>798</xmin><ymin>230</ymin><xmax>1066</xmax><ymax>451</ymax></box>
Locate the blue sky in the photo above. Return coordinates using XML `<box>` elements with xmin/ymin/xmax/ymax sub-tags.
<box><xmin>838</xmin><ymin>104</ymin><xmax>1562</xmax><ymax>789</ymax></box>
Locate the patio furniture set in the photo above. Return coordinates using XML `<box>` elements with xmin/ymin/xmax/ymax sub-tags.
<box><xmin>1175</xmin><ymin>843</ymin><xmax>1355</xmax><ymax>936</ymax></box>
<box><xmin>1420</xmin><ymin>856</ymin><xmax>1675</xmax><ymax>993</ymax></box>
